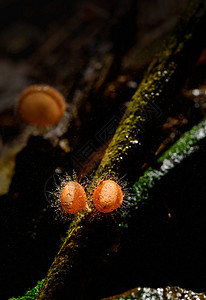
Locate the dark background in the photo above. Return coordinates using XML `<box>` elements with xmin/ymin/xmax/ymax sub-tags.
<box><xmin>3</xmin><ymin>0</ymin><xmax>206</xmax><ymax>299</ymax></box>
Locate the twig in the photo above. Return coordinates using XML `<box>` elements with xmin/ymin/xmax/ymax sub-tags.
<box><xmin>36</xmin><ymin>1</ymin><xmax>206</xmax><ymax>298</ymax></box>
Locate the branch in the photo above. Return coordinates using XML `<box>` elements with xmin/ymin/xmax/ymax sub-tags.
<box><xmin>15</xmin><ymin>119</ymin><xmax>206</xmax><ymax>299</ymax></box>
<box><xmin>94</xmin><ymin>0</ymin><xmax>206</xmax><ymax>179</ymax></box>
<box><xmin>102</xmin><ymin>285</ymin><xmax>206</xmax><ymax>299</ymax></box>
<box><xmin>36</xmin><ymin>1</ymin><xmax>206</xmax><ymax>298</ymax></box>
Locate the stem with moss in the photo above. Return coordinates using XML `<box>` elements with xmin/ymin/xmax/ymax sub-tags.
<box><xmin>36</xmin><ymin>1</ymin><xmax>206</xmax><ymax>299</ymax></box>
<box><xmin>94</xmin><ymin>0</ymin><xmax>206</xmax><ymax>180</ymax></box>
<box><xmin>14</xmin><ymin>120</ymin><xmax>206</xmax><ymax>299</ymax></box>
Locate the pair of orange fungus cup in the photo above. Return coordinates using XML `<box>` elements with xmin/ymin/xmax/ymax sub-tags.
<box><xmin>60</xmin><ymin>179</ymin><xmax>124</xmax><ymax>215</ymax></box>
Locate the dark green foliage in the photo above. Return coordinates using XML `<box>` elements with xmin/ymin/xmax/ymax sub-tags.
<box><xmin>9</xmin><ymin>280</ymin><xmax>44</xmax><ymax>300</ymax></box>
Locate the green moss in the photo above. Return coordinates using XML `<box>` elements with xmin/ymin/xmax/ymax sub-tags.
<box><xmin>133</xmin><ymin>119</ymin><xmax>206</xmax><ymax>205</ymax></box>
<box><xmin>158</xmin><ymin>119</ymin><xmax>206</xmax><ymax>163</ymax></box>
<box><xmin>9</xmin><ymin>280</ymin><xmax>44</xmax><ymax>300</ymax></box>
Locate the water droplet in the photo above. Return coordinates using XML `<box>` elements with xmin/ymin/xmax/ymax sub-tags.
<box><xmin>130</xmin><ymin>140</ymin><xmax>139</xmax><ymax>144</ymax></box>
<box><xmin>192</xmin><ymin>89</ymin><xmax>200</xmax><ymax>96</ymax></box>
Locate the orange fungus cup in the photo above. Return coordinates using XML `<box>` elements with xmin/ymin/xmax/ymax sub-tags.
<box><xmin>60</xmin><ymin>181</ymin><xmax>87</xmax><ymax>214</ymax></box>
<box><xmin>18</xmin><ymin>85</ymin><xmax>66</xmax><ymax>126</ymax></box>
<box><xmin>93</xmin><ymin>179</ymin><xmax>123</xmax><ymax>213</ymax></box>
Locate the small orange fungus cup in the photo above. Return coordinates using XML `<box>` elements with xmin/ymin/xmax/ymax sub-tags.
<box><xmin>60</xmin><ymin>181</ymin><xmax>87</xmax><ymax>214</ymax></box>
<box><xmin>18</xmin><ymin>85</ymin><xmax>66</xmax><ymax>126</ymax></box>
<box><xmin>93</xmin><ymin>179</ymin><xmax>123</xmax><ymax>213</ymax></box>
